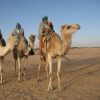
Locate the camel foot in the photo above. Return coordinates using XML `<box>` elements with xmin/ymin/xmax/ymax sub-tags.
<box><xmin>47</xmin><ymin>87</ymin><xmax>53</xmax><ymax>92</ymax></box>
<box><xmin>0</xmin><ymin>80</ymin><xmax>3</xmax><ymax>84</ymax></box>
<box><xmin>14</xmin><ymin>74</ymin><xmax>17</xmax><ymax>77</ymax></box>
<box><xmin>21</xmin><ymin>73</ymin><xmax>24</xmax><ymax>77</ymax></box>
<box><xmin>58</xmin><ymin>87</ymin><xmax>61</xmax><ymax>92</ymax></box>
<box><xmin>17</xmin><ymin>79</ymin><xmax>21</xmax><ymax>83</ymax></box>
<box><xmin>37</xmin><ymin>78</ymin><xmax>42</xmax><ymax>82</ymax></box>
<box><xmin>17</xmin><ymin>80</ymin><xmax>20</xmax><ymax>83</ymax></box>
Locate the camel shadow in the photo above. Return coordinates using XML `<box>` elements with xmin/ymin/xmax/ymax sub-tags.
<box><xmin>63</xmin><ymin>67</ymin><xmax>100</xmax><ymax>91</ymax></box>
<box><xmin>62</xmin><ymin>56</ymin><xmax>100</xmax><ymax>72</ymax></box>
<box><xmin>0</xmin><ymin>64</ymin><xmax>37</xmax><ymax>85</ymax></box>
<box><xmin>1</xmin><ymin>56</ymin><xmax>100</xmax><ymax>86</ymax></box>
<box><xmin>61</xmin><ymin>56</ymin><xmax>100</xmax><ymax>91</ymax></box>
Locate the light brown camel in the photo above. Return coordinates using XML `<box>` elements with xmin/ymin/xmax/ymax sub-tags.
<box><xmin>0</xmin><ymin>34</ymin><xmax>18</xmax><ymax>83</ymax></box>
<box><xmin>37</xmin><ymin>24</ymin><xmax>80</xmax><ymax>91</ymax></box>
<box><xmin>13</xmin><ymin>34</ymin><xmax>35</xmax><ymax>82</ymax></box>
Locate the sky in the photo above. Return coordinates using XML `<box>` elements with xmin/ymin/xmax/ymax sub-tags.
<box><xmin>0</xmin><ymin>0</ymin><xmax>100</xmax><ymax>47</ymax></box>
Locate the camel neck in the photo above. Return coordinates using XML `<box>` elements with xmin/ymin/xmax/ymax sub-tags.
<box><xmin>61</xmin><ymin>32</ymin><xmax>72</xmax><ymax>54</ymax></box>
<box><xmin>0</xmin><ymin>44</ymin><xmax>10</xmax><ymax>57</ymax></box>
<box><xmin>62</xmin><ymin>32</ymin><xmax>72</xmax><ymax>45</ymax></box>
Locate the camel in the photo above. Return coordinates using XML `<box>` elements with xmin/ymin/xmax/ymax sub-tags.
<box><xmin>37</xmin><ymin>24</ymin><xmax>80</xmax><ymax>91</ymax></box>
<box><xmin>0</xmin><ymin>34</ymin><xmax>18</xmax><ymax>83</ymax></box>
<box><xmin>13</xmin><ymin>34</ymin><xmax>35</xmax><ymax>82</ymax></box>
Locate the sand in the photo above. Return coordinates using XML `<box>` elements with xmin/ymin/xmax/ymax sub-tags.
<box><xmin>0</xmin><ymin>48</ymin><xmax>100</xmax><ymax>100</ymax></box>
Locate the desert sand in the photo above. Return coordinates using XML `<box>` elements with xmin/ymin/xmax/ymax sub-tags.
<box><xmin>0</xmin><ymin>48</ymin><xmax>100</xmax><ymax>100</ymax></box>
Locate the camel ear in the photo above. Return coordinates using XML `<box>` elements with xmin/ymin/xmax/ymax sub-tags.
<box><xmin>11</xmin><ymin>33</ymin><xmax>14</xmax><ymax>36</ymax></box>
<box><xmin>61</xmin><ymin>25</ymin><xmax>65</xmax><ymax>29</ymax></box>
<box><xmin>67</xmin><ymin>25</ymin><xmax>71</xmax><ymax>29</ymax></box>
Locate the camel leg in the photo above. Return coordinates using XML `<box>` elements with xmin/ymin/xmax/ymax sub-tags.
<box><xmin>45</xmin><ymin>60</ymin><xmax>49</xmax><ymax>81</ymax></box>
<box><xmin>47</xmin><ymin>55</ymin><xmax>52</xmax><ymax>91</ymax></box>
<box><xmin>0</xmin><ymin>59</ymin><xmax>3</xmax><ymax>84</ymax></box>
<box><xmin>37</xmin><ymin>57</ymin><xmax>42</xmax><ymax>81</ymax></box>
<box><xmin>23</xmin><ymin>56</ymin><xmax>27</xmax><ymax>80</ymax></box>
<box><xmin>57</xmin><ymin>57</ymin><xmax>61</xmax><ymax>91</ymax></box>
<box><xmin>17</xmin><ymin>57</ymin><xmax>21</xmax><ymax>82</ymax></box>
<box><xmin>14</xmin><ymin>59</ymin><xmax>17</xmax><ymax>77</ymax></box>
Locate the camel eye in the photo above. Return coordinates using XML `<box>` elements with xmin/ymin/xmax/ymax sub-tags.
<box><xmin>67</xmin><ymin>26</ymin><xmax>71</xmax><ymax>29</ymax></box>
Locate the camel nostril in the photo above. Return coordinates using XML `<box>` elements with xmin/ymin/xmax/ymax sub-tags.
<box><xmin>77</xmin><ymin>24</ymin><xmax>80</xmax><ymax>29</ymax></box>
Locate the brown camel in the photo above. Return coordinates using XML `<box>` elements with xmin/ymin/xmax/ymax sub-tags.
<box><xmin>37</xmin><ymin>24</ymin><xmax>80</xmax><ymax>91</ymax></box>
<box><xmin>13</xmin><ymin>34</ymin><xmax>35</xmax><ymax>82</ymax></box>
<box><xmin>0</xmin><ymin>34</ymin><xmax>18</xmax><ymax>83</ymax></box>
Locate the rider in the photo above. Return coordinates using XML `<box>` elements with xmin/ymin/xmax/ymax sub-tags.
<box><xmin>12</xmin><ymin>22</ymin><xmax>25</xmax><ymax>44</ymax></box>
<box><xmin>38</xmin><ymin>16</ymin><xmax>54</xmax><ymax>50</ymax></box>
<box><xmin>13</xmin><ymin>22</ymin><xmax>24</xmax><ymax>36</ymax></box>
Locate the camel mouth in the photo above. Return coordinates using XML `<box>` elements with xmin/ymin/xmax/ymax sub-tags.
<box><xmin>76</xmin><ymin>24</ymin><xmax>81</xmax><ymax>30</ymax></box>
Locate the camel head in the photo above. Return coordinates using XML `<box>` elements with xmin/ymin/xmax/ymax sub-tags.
<box><xmin>61</xmin><ymin>24</ymin><xmax>80</xmax><ymax>40</ymax></box>
<box><xmin>29</xmin><ymin>34</ymin><xmax>36</xmax><ymax>49</ymax></box>
<box><xmin>7</xmin><ymin>33</ymin><xmax>19</xmax><ymax>50</ymax></box>
<box><xmin>61</xmin><ymin>24</ymin><xmax>80</xmax><ymax>34</ymax></box>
